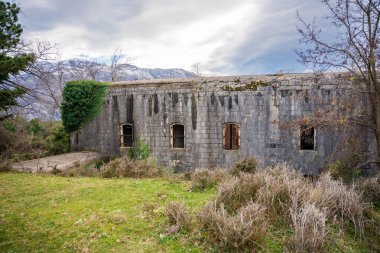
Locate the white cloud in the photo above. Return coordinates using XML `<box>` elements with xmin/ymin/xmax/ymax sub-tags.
<box><xmin>18</xmin><ymin>0</ymin><xmax>332</xmax><ymax>75</ymax></box>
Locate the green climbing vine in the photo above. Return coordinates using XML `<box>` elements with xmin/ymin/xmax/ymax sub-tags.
<box><xmin>61</xmin><ymin>80</ymin><xmax>108</xmax><ymax>132</ymax></box>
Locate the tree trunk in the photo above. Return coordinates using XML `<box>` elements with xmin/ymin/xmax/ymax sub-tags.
<box><xmin>375</xmin><ymin>91</ymin><xmax>380</xmax><ymax>169</ymax></box>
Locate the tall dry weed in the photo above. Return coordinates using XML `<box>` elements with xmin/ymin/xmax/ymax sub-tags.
<box><xmin>310</xmin><ymin>173</ymin><xmax>368</xmax><ymax>237</ymax></box>
<box><xmin>289</xmin><ymin>203</ymin><xmax>328</xmax><ymax>252</ymax></box>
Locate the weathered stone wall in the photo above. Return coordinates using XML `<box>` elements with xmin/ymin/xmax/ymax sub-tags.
<box><xmin>70</xmin><ymin>74</ymin><xmax>374</xmax><ymax>175</ymax></box>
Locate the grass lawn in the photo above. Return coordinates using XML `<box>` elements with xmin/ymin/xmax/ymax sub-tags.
<box><xmin>0</xmin><ymin>173</ymin><xmax>215</xmax><ymax>253</ymax></box>
<box><xmin>0</xmin><ymin>173</ymin><xmax>378</xmax><ymax>253</ymax></box>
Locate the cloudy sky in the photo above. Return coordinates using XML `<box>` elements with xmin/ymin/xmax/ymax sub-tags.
<box><xmin>17</xmin><ymin>0</ymin><xmax>331</xmax><ymax>75</ymax></box>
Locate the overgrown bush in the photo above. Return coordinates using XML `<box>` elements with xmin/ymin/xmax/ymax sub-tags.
<box><xmin>231</xmin><ymin>157</ymin><xmax>259</xmax><ymax>175</ymax></box>
<box><xmin>289</xmin><ymin>203</ymin><xmax>328</xmax><ymax>252</ymax></box>
<box><xmin>127</xmin><ymin>139</ymin><xmax>150</xmax><ymax>160</ymax></box>
<box><xmin>165</xmin><ymin>202</ymin><xmax>191</xmax><ymax>234</ymax></box>
<box><xmin>102</xmin><ymin>157</ymin><xmax>160</xmax><ymax>178</ymax></box>
<box><xmin>199</xmin><ymin>201</ymin><xmax>267</xmax><ymax>252</ymax></box>
<box><xmin>190</xmin><ymin>168</ymin><xmax>227</xmax><ymax>191</ymax></box>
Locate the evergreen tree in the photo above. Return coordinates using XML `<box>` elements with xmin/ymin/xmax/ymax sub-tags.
<box><xmin>0</xmin><ymin>1</ymin><xmax>34</xmax><ymax>118</ymax></box>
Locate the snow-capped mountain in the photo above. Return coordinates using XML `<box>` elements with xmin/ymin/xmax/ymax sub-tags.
<box><xmin>35</xmin><ymin>59</ymin><xmax>195</xmax><ymax>82</ymax></box>
<box><xmin>14</xmin><ymin>59</ymin><xmax>195</xmax><ymax>119</ymax></box>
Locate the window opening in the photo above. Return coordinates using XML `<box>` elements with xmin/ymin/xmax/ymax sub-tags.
<box><xmin>120</xmin><ymin>124</ymin><xmax>133</xmax><ymax>147</ymax></box>
<box><xmin>300</xmin><ymin>125</ymin><xmax>315</xmax><ymax>150</ymax></box>
<box><xmin>223</xmin><ymin>123</ymin><xmax>240</xmax><ymax>150</ymax></box>
<box><xmin>171</xmin><ymin>124</ymin><xmax>185</xmax><ymax>148</ymax></box>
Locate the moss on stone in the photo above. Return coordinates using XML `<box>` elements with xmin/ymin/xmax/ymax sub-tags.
<box><xmin>222</xmin><ymin>80</ymin><xmax>270</xmax><ymax>91</ymax></box>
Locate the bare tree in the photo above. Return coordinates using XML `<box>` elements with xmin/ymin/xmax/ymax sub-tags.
<box><xmin>67</xmin><ymin>59</ymin><xmax>102</xmax><ymax>81</ymax></box>
<box><xmin>192</xmin><ymin>62</ymin><xmax>202</xmax><ymax>76</ymax></box>
<box><xmin>110</xmin><ymin>47</ymin><xmax>136</xmax><ymax>82</ymax></box>
<box><xmin>296</xmin><ymin>0</ymin><xmax>380</xmax><ymax>166</ymax></box>
<box><xmin>111</xmin><ymin>47</ymin><xmax>124</xmax><ymax>82</ymax></box>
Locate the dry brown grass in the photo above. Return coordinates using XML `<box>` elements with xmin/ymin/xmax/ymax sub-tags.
<box><xmin>199</xmin><ymin>201</ymin><xmax>267</xmax><ymax>252</ymax></box>
<box><xmin>200</xmin><ymin>163</ymin><xmax>374</xmax><ymax>251</ymax></box>
<box><xmin>289</xmin><ymin>203</ymin><xmax>328</xmax><ymax>252</ymax></box>
<box><xmin>190</xmin><ymin>168</ymin><xmax>227</xmax><ymax>191</ymax></box>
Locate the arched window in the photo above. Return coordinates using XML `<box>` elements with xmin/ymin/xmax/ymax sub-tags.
<box><xmin>170</xmin><ymin>124</ymin><xmax>185</xmax><ymax>149</ymax></box>
<box><xmin>223</xmin><ymin>123</ymin><xmax>240</xmax><ymax>150</ymax></box>
<box><xmin>120</xmin><ymin>124</ymin><xmax>133</xmax><ymax>147</ymax></box>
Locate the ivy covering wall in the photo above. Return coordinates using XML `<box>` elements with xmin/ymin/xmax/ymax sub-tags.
<box><xmin>61</xmin><ymin>80</ymin><xmax>108</xmax><ymax>133</ymax></box>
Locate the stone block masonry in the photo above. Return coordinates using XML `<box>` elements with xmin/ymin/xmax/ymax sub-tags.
<box><xmin>71</xmin><ymin>74</ymin><xmax>375</xmax><ymax>175</ymax></box>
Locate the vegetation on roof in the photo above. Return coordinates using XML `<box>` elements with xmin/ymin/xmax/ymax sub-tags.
<box><xmin>222</xmin><ymin>80</ymin><xmax>270</xmax><ymax>91</ymax></box>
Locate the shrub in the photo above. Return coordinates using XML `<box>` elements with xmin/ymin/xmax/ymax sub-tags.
<box><xmin>231</xmin><ymin>157</ymin><xmax>259</xmax><ymax>175</ymax></box>
<box><xmin>47</xmin><ymin>123</ymin><xmax>70</xmax><ymax>155</ymax></box>
<box><xmin>127</xmin><ymin>139</ymin><xmax>150</xmax><ymax>160</ymax></box>
<box><xmin>309</xmin><ymin>173</ymin><xmax>368</xmax><ymax>237</ymax></box>
<box><xmin>356</xmin><ymin>175</ymin><xmax>380</xmax><ymax>207</ymax></box>
<box><xmin>289</xmin><ymin>203</ymin><xmax>328</xmax><ymax>252</ymax></box>
<box><xmin>199</xmin><ymin>201</ymin><xmax>267</xmax><ymax>252</ymax></box>
<box><xmin>190</xmin><ymin>168</ymin><xmax>227</xmax><ymax>191</ymax></box>
<box><xmin>102</xmin><ymin>157</ymin><xmax>160</xmax><ymax>178</ymax></box>
<box><xmin>327</xmin><ymin>159</ymin><xmax>362</xmax><ymax>183</ymax></box>
<box><xmin>165</xmin><ymin>202</ymin><xmax>191</xmax><ymax>234</ymax></box>
<box><xmin>0</xmin><ymin>161</ymin><xmax>11</xmax><ymax>172</ymax></box>
<box><xmin>215</xmin><ymin>173</ymin><xmax>263</xmax><ymax>214</ymax></box>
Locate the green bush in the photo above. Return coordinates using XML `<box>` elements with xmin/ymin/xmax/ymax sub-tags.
<box><xmin>47</xmin><ymin>123</ymin><xmax>70</xmax><ymax>155</ymax></box>
<box><xmin>27</xmin><ymin>119</ymin><xmax>43</xmax><ymax>136</ymax></box>
<box><xmin>128</xmin><ymin>139</ymin><xmax>150</xmax><ymax>160</ymax></box>
<box><xmin>61</xmin><ymin>80</ymin><xmax>108</xmax><ymax>132</ymax></box>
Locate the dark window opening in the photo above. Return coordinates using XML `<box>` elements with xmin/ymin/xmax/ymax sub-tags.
<box><xmin>171</xmin><ymin>124</ymin><xmax>185</xmax><ymax>148</ymax></box>
<box><xmin>300</xmin><ymin>125</ymin><xmax>315</xmax><ymax>150</ymax></box>
<box><xmin>120</xmin><ymin>124</ymin><xmax>133</xmax><ymax>147</ymax></box>
<box><xmin>223</xmin><ymin>123</ymin><xmax>240</xmax><ymax>150</ymax></box>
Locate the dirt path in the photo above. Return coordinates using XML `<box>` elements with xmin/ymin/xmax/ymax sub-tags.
<box><xmin>12</xmin><ymin>151</ymin><xmax>110</xmax><ymax>173</ymax></box>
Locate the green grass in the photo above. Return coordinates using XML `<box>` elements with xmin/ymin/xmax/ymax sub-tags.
<box><xmin>0</xmin><ymin>173</ymin><xmax>215</xmax><ymax>252</ymax></box>
<box><xmin>0</xmin><ymin>173</ymin><xmax>378</xmax><ymax>253</ymax></box>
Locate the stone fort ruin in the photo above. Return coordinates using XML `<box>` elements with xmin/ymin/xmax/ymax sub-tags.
<box><xmin>71</xmin><ymin>74</ymin><xmax>375</xmax><ymax>175</ymax></box>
